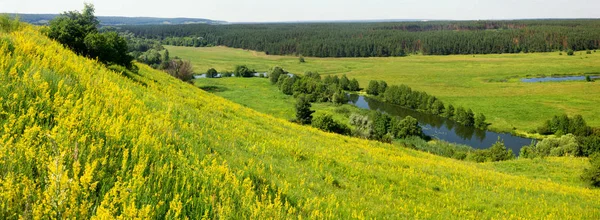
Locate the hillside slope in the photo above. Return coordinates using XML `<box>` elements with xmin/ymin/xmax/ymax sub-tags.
<box><xmin>1</xmin><ymin>26</ymin><xmax>599</xmax><ymax>219</ymax></box>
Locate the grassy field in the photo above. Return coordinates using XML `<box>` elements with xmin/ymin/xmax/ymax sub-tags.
<box><xmin>167</xmin><ymin>45</ymin><xmax>600</xmax><ymax>133</ymax></box>
<box><xmin>3</xmin><ymin>25</ymin><xmax>600</xmax><ymax>218</ymax></box>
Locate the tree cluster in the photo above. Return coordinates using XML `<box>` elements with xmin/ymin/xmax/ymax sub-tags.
<box><xmin>46</xmin><ymin>4</ymin><xmax>132</xmax><ymax>68</ymax></box>
<box><xmin>365</xmin><ymin>80</ymin><xmax>488</xmax><ymax>129</ymax></box>
<box><xmin>349</xmin><ymin>112</ymin><xmax>423</xmax><ymax>143</ymax></box>
<box><xmin>537</xmin><ymin>114</ymin><xmax>591</xmax><ymax>136</ymax></box>
<box><xmin>273</xmin><ymin>71</ymin><xmax>360</xmax><ymax>104</ymax></box>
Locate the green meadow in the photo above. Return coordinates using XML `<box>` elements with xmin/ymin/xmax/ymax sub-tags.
<box><xmin>168</xmin><ymin>45</ymin><xmax>600</xmax><ymax>133</ymax></box>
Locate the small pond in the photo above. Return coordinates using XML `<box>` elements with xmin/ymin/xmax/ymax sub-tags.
<box><xmin>347</xmin><ymin>94</ymin><xmax>535</xmax><ymax>154</ymax></box>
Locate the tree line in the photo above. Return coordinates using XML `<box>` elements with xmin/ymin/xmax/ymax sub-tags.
<box><xmin>118</xmin><ymin>20</ymin><xmax>600</xmax><ymax>57</ymax></box>
<box><xmin>366</xmin><ymin>80</ymin><xmax>488</xmax><ymax>129</ymax></box>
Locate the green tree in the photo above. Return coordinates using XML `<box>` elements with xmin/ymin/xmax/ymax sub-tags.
<box><xmin>84</xmin><ymin>32</ymin><xmax>133</xmax><ymax>67</ymax></box>
<box><xmin>567</xmin><ymin>49</ymin><xmax>575</xmax><ymax>56</ymax></box>
<box><xmin>581</xmin><ymin>153</ymin><xmax>600</xmax><ymax>187</ymax></box>
<box><xmin>160</xmin><ymin>49</ymin><xmax>170</xmax><ymax>69</ymax></box>
<box><xmin>332</xmin><ymin>89</ymin><xmax>348</xmax><ymax>105</ymax></box>
<box><xmin>339</xmin><ymin>74</ymin><xmax>350</xmax><ymax>90</ymax></box>
<box><xmin>299</xmin><ymin>56</ymin><xmax>305</xmax><ymax>63</ymax></box>
<box><xmin>444</xmin><ymin>104</ymin><xmax>455</xmax><ymax>119</ymax></box>
<box><xmin>348</xmin><ymin>78</ymin><xmax>360</xmax><ymax>91</ymax></box>
<box><xmin>280</xmin><ymin>76</ymin><xmax>295</xmax><ymax>95</ymax></box>
<box><xmin>489</xmin><ymin>139</ymin><xmax>515</xmax><ymax>162</ymax></box>
<box><xmin>234</xmin><ymin>65</ymin><xmax>254</xmax><ymax>77</ymax></box>
<box><xmin>206</xmin><ymin>68</ymin><xmax>217</xmax><ymax>78</ymax></box>
<box><xmin>474</xmin><ymin>113</ymin><xmax>488</xmax><ymax>129</ymax></box>
<box><xmin>391</xmin><ymin>116</ymin><xmax>423</xmax><ymax>139</ymax></box>
<box><xmin>270</xmin><ymin>67</ymin><xmax>285</xmax><ymax>84</ymax></box>
<box><xmin>586</xmin><ymin>75</ymin><xmax>593</xmax><ymax>82</ymax></box>
<box><xmin>295</xmin><ymin>95</ymin><xmax>315</xmax><ymax>125</ymax></box>
<box><xmin>378</xmin><ymin>80</ymin><xmax>388</xmax><ymax>95</ymax></box>
<box><xmin>366</xmin><ymin>80</ymin><xmax>380</xmax><ymax>95</ymax></box>
<box><xmin>47</xmin><ymin>3</ymin><xmax>99</xmax><ymax>55</ymax></box>
<box><xmin>371</xmin><ymin>112</ymin><xmax>391</xmax><ymax>140</ymax></box>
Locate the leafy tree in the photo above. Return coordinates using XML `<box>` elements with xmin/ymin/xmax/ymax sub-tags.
<box><xmin>206</xmin><ymin>68</ymin><xmax>217</xmax><ymax>78</ymax></box>
<box><xmin>47</xmin><ymin>3</ymin><xmax>99</xmax><ymax>55</ymax></box>
<box><xmin>391</xmin><ymin>116</ymin><xmax>423</xmax><ymax>139</ymax></box>
<box><xmin>581</xmin><ymin>153</ymin><xmax>600</xmax><ymax>187</ymax></box>
<box><xmin>586</xmin><ymin>75</ymin><xmax>593</xmax><ymax>82</ymax></box>
<box><xmin>444</xmin><ymin>104</ymin><xmax>455</xmax><ymax>119</ymax></box>
<box><xmin>84</xmin><ymin>32</ymin><xmax>133</xmax><ymax>67</ymax></box>
<box><xmin>270</xmin><ymin>67</ymin><xmax>285</xmax><ymax>84</ymax></box>
<box><xmin>280</xmin><ymin>76</ymin><xmax>296</xmax><ymax>95</ymax></box>
<box><xmin>348</xmin><ymin>78</ymin><xmax>360</xmax><ymax>91</ymax></box>
<box><xmin>295</xmin><ymin>95</ymin><xmax>315</xmax><ymax>125</ymax></box>
<box><xmin>160</xmin><ymin>49</ymin><xmax>170</xmax><ymax>69</ymax></box>
<box><xmin>234</xmin><ymin>65</ymin><xmax>254</xmax><ymax>77</ymax></box>
<box><xmin>332</xmin><ymin>89</ymin><xmax>348</xmax><ymax>105</ymax></box>
<box><xmin>488</xmin><ymin>139</ymin><xmax>515</xmax><ymax>162</ymax></box>
<box><xmin>378</xmin><ymin>80</ymin><xmax>388</xmax><ymax>95</ymax></box>
<box><xmin>299</xmin><ymin>56</ymin><xmax>305</xmax><ymax>63</ymax></box>
<box><xmin>371</xmin><ymin>112</ymin><xmax>392</xmax><ymax>140</ymax></box>
<box><xmin>312</xmin><ymin>114</ymin><xmax>350</xmax><ymax>135</ymax></box>
<box><xmin>366</xmin><ymin>80</ymin><xmax>380</xmax><ymax>96</ymax></box>
<box><xmin>567</xmin><ymin>49</ymin><xmax>575</xmax><ymax>56</ymax></box>
<box><xmin>474</xmin><ymin>113</ymin><xmax>488</xmax><ymax>129</ymax></box>
<box><xmin>520</xmin><ymin>134</ymin><xmax>579</xmax><ymax>158</ymax></box>
<box><xmin>339</xmin><ymin>75</ymin><xmax>350</xmax><ymax>90</ymax></box>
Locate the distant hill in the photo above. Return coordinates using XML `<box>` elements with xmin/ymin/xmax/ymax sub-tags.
<box><xmin>7</xmin><ymin>13</ymin><xmax>227</xmax><ymax>25</ymax></box>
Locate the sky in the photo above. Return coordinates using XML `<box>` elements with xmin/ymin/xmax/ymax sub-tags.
<box><xmin>1</xmin><ymin>0</ymin><xmax>598</xmax><ymax>22</ymax></box>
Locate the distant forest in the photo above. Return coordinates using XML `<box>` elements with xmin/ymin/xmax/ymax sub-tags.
<box><xmin>120</xmin><ymin>20</ymin><xmax>600</xmax><ymax>56</ymax></box>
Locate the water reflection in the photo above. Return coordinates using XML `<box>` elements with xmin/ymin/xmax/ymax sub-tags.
<box><xmin>347</xmin><ymin>94</ymin><xmax>534</xmax><ymax>153</ymax></box>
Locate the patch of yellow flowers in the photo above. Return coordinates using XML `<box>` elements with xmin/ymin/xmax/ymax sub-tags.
<box><xmin>1</xmin><ymin>24</ymin><xmax>599</xmax><ymax>219</ymax></box>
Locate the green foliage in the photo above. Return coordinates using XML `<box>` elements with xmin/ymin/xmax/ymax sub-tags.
<box><xmin>0</xmin><ymin>14</ymin><xmax>20</xmax><ymax>33</ymax></box>
<box><xmin>454</xmin><ymin>107</ymin><xmax>475</xmax><ymax>126</ymax></box>
<box><xmin>378</xmin><ymin>80</ymin><xmax>388</xmax><ymax>95</ymax></box>
<box><xmin>537</xmin><ymin>114</ymin><xmax>591</xmax><ymax>136</ymax></box>
<box><xmin>474</xmin><ymin>113</ymin><xmax>488</xmax><ymax>129</ymax></box>
<box><xmin>348</xmin><ymin>78</ymin><xmax>360</xmax><ymax>91</ymax></box>
<box><xmin>567</xmin><ymin>49</ymin><xmax>575</xmax><ymax>56</ymax></box>
<box><xmin>586</xmin><ymin>75</ymin><xmax>593</xmax><ymax>82</ymax></box>
<box><xmin>366</xmin><ymin>80</ymin><xmax>379</xmax><ymax>95</ymax></box>
<box><xmin>295</xmin><ymin>95</ymin><xmax>314</xmax><ymax>125</ymax></box>
<box><xmin>390</xmin><ymin>116</ymin><xmax>423</xmax><ymax>139</ymax></box>
<box><xmin>234</xmin><ymin>65</ymin><xmax>255</xmax><ymax>77</ymax></box>
<box><xmin>165</xmin><ymin>59</ymin><xmax>194</xmax><ymax>82</ymax></box>
<box><xmin>339</xmin><ymin>74</ymin><xmax>350</xmax><ymax>90</ymax></box>
<box><xmin>397</xmin><ymin>137</ymin><xmax>473</xmax><ymax>160</ymax></box>
<box><xmin>444</xmin><ymin>104</ymin><xmax>455</xmax><ymax>119</ymax></box>
<box><xmin>521</xmin><ymin>134</ymin><xmax>580</xmax><ymax>158</ymax></box>
<box><xmin>270</xmin><ymin>66</ymin><xmax>285</xmax><ymax>84</ymax></box>
<box><xmin>581</xmin><ymin>153</ymin><xmax>600</xmax><ymax>187</ymax></box>
<box><xmin>371</xmin><ymin>112</ymin><xmax>392</xmax><ymax>141</ymax></box>
<box><xmin>299</xmin><ymin>56</ymin><xmax>305</xmax><ymax>63</ymax></box>
<box><xmin>577</xmin><ymin>135</ymin><xmax>600</xmax><ymax>157</ymax></box>
<box><xmin>488</xmin><ymin>139</ymin><xmax>516</xmax><ymax>162</ymax></box>
<box><xmin>349</xmin><ymin>113</ymin><xmax>372</xmax><ymax>138</ymax></box>
<box><xmin>312</xmin><ymin>114</ymin><xmax>350</xmax><ymax>135</ymax></box>
<box><xmin>279</xmin><ymin>76</ymin><xmax>296</xmax><ymax>95</ymax></box>
<box><xmin>331</xmin><ymin>89</ymin><xmax>348</xmax><ymax>105</ymax></box>
<box><xmin>84</xmin><ymin>32</ymin><xmax>133</xmax><ymax>67</ymax></box>
<box><xmin>206</xmin><ymin>68</ymin><xmax>217</xmax><ymax>78</ymax></box>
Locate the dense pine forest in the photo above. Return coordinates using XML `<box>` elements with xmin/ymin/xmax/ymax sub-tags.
<box><xmin>119</xmin><ymin>20</ymin><xmax>600</xmax><ymax>57</ymax></box>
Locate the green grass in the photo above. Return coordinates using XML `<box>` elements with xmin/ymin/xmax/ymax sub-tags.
<box><xmin>169</xmin><ymin>45</ymin><xmax>600</xmax><ymax>133</ymax></box>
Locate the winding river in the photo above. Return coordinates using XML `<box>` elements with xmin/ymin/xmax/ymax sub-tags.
<box><xmin>347</xmin><ymin>94</ymin><xmax>535</xmax><ymax>153</ymax></box>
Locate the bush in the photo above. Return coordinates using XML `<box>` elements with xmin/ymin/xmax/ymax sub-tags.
<box><xmin>299</xmin><ymin>56</ymin><xmax>305</xmax><ymax>63</ymax></box>
<box><xmin>0</xmin><ymin>15</ymin><xmax>20</xmax><ymax>33</ymax></box>
<box><xmin>567</xmin><ymin>49</ymin><xmax>574</xmax><ymax>56</ymax></box>
<box><xmin>84</xmin><ymin>32</ymin><xmax>133</xmax><ymax>67</ymax></box>
<box><xmin>536</xmin><ymin>114</ymin><xmax>591</xmax><ymax>136</ymax></box>
<box><xmin>348</xmin><ymin>78</ymin><xmax>360</xmax><ymax>91</ymax></box>
<box><xmin>521</xmin><ymin>134</ymin><xmax>579</xmax><ymax>158</ymax></box>
<box><xmin>312</xmin><ymin>114</ymin><xmax>350</xmax><ymax>135</ymax></box>
<box><xmin>331</xmin><ymin>89</ymin><xmax>348</xmax><ymax>105</ymax></box>
<box><xmin>270</xmin><ymin>67</ymin><xmax>286</xmax><ymax>84</ymax></box>
<box><xmin>206</xmin><ymin>68</ymin><xmax>217</xmax><ymax>78</ymax></box>
<box><xmin>586</xmin><ymin>50</ymin><xmax>592</xmax><ymax>54</ymax></box>
<box><xmin>577</xmin><ymin>135</ymin><xmax>600</xmax><ymax>157</ymax></box>
<box><xmin>165</xmin><ymin>59</ymin><xmax>194</xmax><ymax>82</ymax></box>
<box><xmin>349</xmin><ymin>113</ymin><xmax>372</xmax><ymax>138</ymax></box>
<box><xmin>581</xmin><ymin>153</ymin><xmax>600</xmax><ymax>187</ymax></box>
<box><xmin>586</xmin><ymin>75</ymin><xmax>593</xmax><ymax>82</ymax></box>
<box><xmin>234</xmin><ymin>65</ymin><xmax>255</xmax><ymax>77</ymax></box>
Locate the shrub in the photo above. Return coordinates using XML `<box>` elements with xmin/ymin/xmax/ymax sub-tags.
<box><xmin>206</xmin><ymin>68</ymin><xmax>217</xmax><ymax>78</ymax></box>
<box><xmin>348</xmin><ymin>78</ymin><xmax>360</xmax><ymax>91</ymax></box>
<box><xmin>84</xmin><ymin>32</ymin><xmax>133</xmax><ymax>67</ymax></box>
<box><xmin>0</xmin><ymin>14</ymin><xmax>20</xmax><ymax>33</ymax></box>
<box><xmin>332</xmin><ymin>89</ymin><xmax>348</xmax><ymax>105</ymax></box>
<box><xmin>586</xmin><ymin>75</ymin><xmax>593</xmax><ymax>82</ymax></box>
<box><xmin>270</xmin><ymin>67</ymin><xmax>285</xmax><ymax>84</ymax></box>
<box><xmin>165</xmin><ymin>59</ymin><xmax>194</xmax><ymax>82</ymax></box>
<box><xmin>312</xmin><ymin>114</ymin><xmax>350</xmax><ymax>135</ymax></box>
<box><xmin>349</xmin><ymin>113</ymin><xmax>372</xmax><ymax>138</ymax></box>
<box><xmin>586</xmin><ymin>50</ymin><xmax>592</xmax><ymax>54</ymax></box>
<box><xmin>234</xmin><ymin>65</ymin><xmax>255</xmax><ymax>77</ymax></box>
<box><xmin>521</xmin><ymin>134</ymin><xmax>579</xmax><ymax>158</ymax></box>
<box><xmin>567</xmin><ymin>49</ymin><xmax>574</xmax><ymax>56</ymax></box>
<box><xmin>299</xmin><ymin>56</ymin><xmax>305</xmax><ymax>63</ymax></box>
<box><xmin>581</xmin><ymin>153</ymin><xmax>600</xmax><ymax>187</ymax></box>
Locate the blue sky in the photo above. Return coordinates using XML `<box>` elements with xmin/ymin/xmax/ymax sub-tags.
<box><xmin>1</xmin><ymin>0</ymin><xmax>598</xmax><ymax>22</ymax></box>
